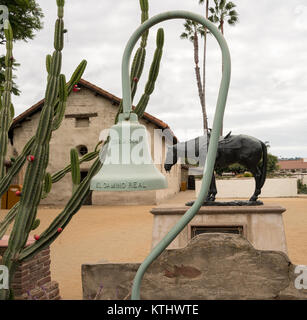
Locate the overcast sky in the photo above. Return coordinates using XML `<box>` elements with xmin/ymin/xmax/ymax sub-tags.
<box><xmin>9</xmin><ymin>0</ymin><xmax>307</xmax><ymax>158</ymax></box>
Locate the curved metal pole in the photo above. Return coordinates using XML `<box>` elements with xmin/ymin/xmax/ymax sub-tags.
<box><xmin>121</xmin><ymin>11</ymin><xmax>231</xmax><ymax>300</ymax></box>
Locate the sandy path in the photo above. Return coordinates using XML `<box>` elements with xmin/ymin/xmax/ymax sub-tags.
<box><xmin>1</xmin><ymin>193</ymin><xmax>307</xmax><ymax>300</ymax></box>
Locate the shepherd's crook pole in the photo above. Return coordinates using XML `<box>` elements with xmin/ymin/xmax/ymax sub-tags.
<box><xmin>121</xmin><ymin>11</ymin><xmax>231</xmax><ymax>300</ymax></box>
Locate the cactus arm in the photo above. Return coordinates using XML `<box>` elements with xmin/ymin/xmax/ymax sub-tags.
<box><xmin>0</xmin><ymin>137</ymin><xmax>35</xmax><ymax>199</ymax></box>
<box><xmin>70</xmin><ymin>148</ymin><xmax>80</xmax><ymax>193</ymax></box>
<box><xmin>52</xmin><ymin>74</ymin><xmax>67</xmax><ymax>130</ymax></box>
<box><xmin>30</xmin><ymin>219</ymin><xmax>40</xmax><ymax>231</ymax></box>
<box><xmin>0</xmin><ymin>203</ymin><xmax>18</xmax><ymax>239</ymax></box>
<box><xmin>52</xmin><ymin>59</ymin><xmax>87</xmax><ymax>124</ymax></box>
<box><xmin>134</xmin><ymin>28</ymin><xmax>164</xmax><ymax>118</ymax></box>
<box><xmin>41</xmin><ymin>172</ymin><xmax>52</xmax><ymax>199</ymax></box>
<box><xmin>51</xmin><ymin>150</ymin><xmax>98</xmax><ymax>183</ymax></box>
<box><xmin>0</xmin><ymin>20</ymin><xmax>14</xmax><ymax>178</ymax></box>
<box><xmin>66</xmin><ymin>60</ymin><xmax>87</xmax><ymax>93</ymax></box>
<box><xmin>46</xmin><ymin>54</ymin><xmax>52</xmax><ymax>74</ymax></box>
<box><xmin>130</xmin><ymin>0</ymin><xmax>149</xmax><ymax>100</ymax></box>
<box><xmin>115</xmin><ymin>0</ymin><xmax>150</xmax><ymax>123</ymax></box>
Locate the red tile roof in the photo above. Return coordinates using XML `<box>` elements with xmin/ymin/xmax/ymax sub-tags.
<box><xmin>9</xmin><ymin>79</ymin><xmax>178</xmax><ymax>142</ymax></box>
<box><xmin>278</xmin><ymin>159</ymin><xmax>307</xmax><ymax>170</ymax></box>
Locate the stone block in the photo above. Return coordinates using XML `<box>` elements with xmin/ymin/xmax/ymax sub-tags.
<box><xmin>82</xmin><ymin>233</ymin><xmax>307</xmax><ymax>300</ymax></box>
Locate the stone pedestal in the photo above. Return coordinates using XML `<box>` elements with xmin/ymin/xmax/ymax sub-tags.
<box><xmin>0</xmin><ymin>235</ymin><xmax>61</xmax><ymax>300</ymax></box>
<box><xmin>151</xmin><ymin>205</ymin><xmax>288</xmax><ymax>254</ymax></box>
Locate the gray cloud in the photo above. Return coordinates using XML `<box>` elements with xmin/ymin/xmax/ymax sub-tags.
<box><xmin>10</xmin><ymin>0</ymin><xmax>307</xmax><ymax>158</ymax></box>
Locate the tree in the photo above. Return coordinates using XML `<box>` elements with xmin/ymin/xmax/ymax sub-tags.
<box><xmin>216</xmin><ymin>153</ymin><xmax>279</xmax><ymax>176</ymax></box>
<box><xmin>208</xmin><ymin>0</ymin><xmax>239</xmax><ymax>35</ymax></box>
<box><xmin>180</xmin><ymin>0</ymin><xmax>238</xmax><ymax>134</ymax></box>
<box><xmin>208</xmin><ymin>0</ymin><xmax>238</xmax><ymax>135</ymax></box>
<box><xmin>180</xmin><ymin>0</ymin><xmax>209</xmax><ymax>132</ymax></box>
<box><xmin>266</xmin><ymin>153</ymin><xmax>279</xmax><ymax>173</ymax></box>
<box><xmin>0</xmin><ymin>0</ymin><xmax>44</xmax><ymax>95</ymax></box>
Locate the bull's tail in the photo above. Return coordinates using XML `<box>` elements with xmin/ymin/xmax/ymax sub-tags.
<box><xmin>259</xmin><ymin>141</ymin><xmax>267</xmax><ymax>189</ymax></box>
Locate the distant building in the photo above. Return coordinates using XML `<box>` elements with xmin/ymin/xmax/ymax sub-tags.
<box><xmin>7</xmin><ymin>79</ymin><xmax>182</xmax><ymax>206</ymax></box>
<box><xmin>278</xmin><ymin>158</ymin><xmax>307</xmax><ymax>173</ymax></box>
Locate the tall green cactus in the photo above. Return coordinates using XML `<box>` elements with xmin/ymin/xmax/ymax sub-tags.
<box><xmin>0</xmin><ymin>21</ymin><xmax>14</xmax><ymax>178</ymax></box>
<box><xmin>0</xmin><ymin>0</ymin><xmax>88</xmax><ymax>300</ymax></box>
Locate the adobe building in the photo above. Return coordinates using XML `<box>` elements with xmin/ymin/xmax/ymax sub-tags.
<box><xmin>278</xmin><ymin>158</ymin><xmax>307</xmax><ymax>173</ymax></box>
<box><xmin>278</xmin><ymin>158</ymin><xmax>307</xmax><ymax>185</ymax></box>
<box><xmin>7</xmin><ymin>79</ymin><xmax>182</xmax><ymax>206</ymax></box>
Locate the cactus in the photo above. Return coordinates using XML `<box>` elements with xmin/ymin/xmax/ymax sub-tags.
<box><xmin>115</xmin><ymin>0</ymin><xmax>150</xmax><ymax>121</ymax></box>
<box><xmin>70</xmin><ymin>148</ymin><xmax>80</xmax><ymax>193</ymax></box>
<box><xmin>134</xmin><ymin>28</ymin><xmax>164</xmax><ymax>118</ymax></box>
<box><xmin>0</xmin><ymin>59</ymin><xmax>86</xmax><ymax>201</ymax></box>
<box><xmin>0</xmin><ymin>0</ymin><xmax>91</xmax><ymax>300</ymax></box>
<box><xmin>30</xmin><ymin>219</ymin><xmax>40</xmax><ymax>231</ymax></box>
<box><xmin>0</xmin><ymin>21</ymin><xmax>14</xmax><ymax>178</ymax></box>
<box><xmin>1</xmin><ymin>0</ymin><xmax>67</xmax><ymax>293</ymax></box>
<box><xmin>115</xmin><ymin>0</ymin><xmax>164</xmax><ymax>123</ymax></box>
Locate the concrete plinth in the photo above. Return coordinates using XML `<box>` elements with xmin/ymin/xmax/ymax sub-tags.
<box><xmin>151</xmin><ymin>205</ymin><xmax>288</xmax><ymax>254</ymax></box>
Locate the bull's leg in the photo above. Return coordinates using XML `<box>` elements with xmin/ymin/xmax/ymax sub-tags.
<box><xmin>249</xmin><ymin>166</ymin><xmax>262</xmax><ymax>202</ymax></box>
<box><xmin>205</xmin><ymin>173</ymin><xmax>217</xmax><ymax>202</ymax></box>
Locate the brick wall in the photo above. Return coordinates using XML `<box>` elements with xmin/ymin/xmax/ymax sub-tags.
<box><xmin>0</xmin><ymin>242</ymin><xmax>60</xmax><ymax>300</ymax></box>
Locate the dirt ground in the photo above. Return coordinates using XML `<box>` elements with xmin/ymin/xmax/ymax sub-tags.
<box><xmin>1</xmin><ymin>192</ymin><xmax>307</xmax><ymax>300</ymax></box>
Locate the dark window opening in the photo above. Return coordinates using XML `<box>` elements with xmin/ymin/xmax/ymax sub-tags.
<box><xmin>75</xmin><ymin>117</ymin><xmax>90</xmax><ymax>127</ymax></box>
<box><xmin>77</xmin><ymin>145</ymin><xmax>88</xmax><ymax>156</ymax></box>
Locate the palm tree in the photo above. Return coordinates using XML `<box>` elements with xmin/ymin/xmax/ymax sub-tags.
<box><xmin>208</xmin><ymin>0</ymin><xmax>239</xmax><ymax>35</ymax></box>
<box><xmin>180</xmin><ymin>0</ymin><xmax>210</xmax><ymax>133</ymax></box>
<box><xmin>208</xmin><ymin>0</ymin><xmax>238</xmax><ymax>135</ymax></box>
<box><xmin>180</xmin><ymin>0</ymin><xmax>238</xmax><ymax>135</ymax></box>
<box><xmin>181</xmin><ymin>19</ymin><xmax>208</xmax><ymax>131</ymax></box>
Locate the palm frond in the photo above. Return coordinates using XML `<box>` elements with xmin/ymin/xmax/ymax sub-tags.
<box><xmin>209</xmin><ymin>7</ymin><xmax>215</xmax><ymax>14</ymax></box>
<box><xmin>180</xmin><ymin>32</ymin><xmax>188</xmax><ymax>39</ymax></box>
<box><xmin>229</xmin><ymin>9</ymin><xmax>238</xmax><ymax>16</ymax></box>
<box><xmin>225</xmin><ymin>2</ymin><xmax>236</xmax><ymax>10</ymax></box>
<box><xmin>219</xmin><ymin>0</ymin><xmax>226</xmax><ymax>10</ymax></box>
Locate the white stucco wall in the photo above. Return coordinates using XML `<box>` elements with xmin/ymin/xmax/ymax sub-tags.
<box><xmin>195</xmin><ymin>178</ymin><xmax>298</xmax><ymax>198</ymax></box>
<box><xmin>9</xmin><ymin>87</ymin><xmax>181</xmax><ymax>205</ymax></box>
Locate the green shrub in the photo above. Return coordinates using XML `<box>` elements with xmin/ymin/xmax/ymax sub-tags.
<box><xmin>243</xmin><ymin>171</ymin><xmax>253</xmax><ymax>177</ymax></box>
